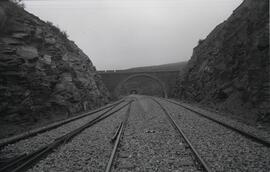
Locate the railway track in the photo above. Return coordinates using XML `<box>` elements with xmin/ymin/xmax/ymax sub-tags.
<box><xmin>151</xmin><ymin>98</ymin><xmax>212</xmax><ymax>172</ymax></box>
<box><xmin>0</xmin><ymin>100</ymin><xmax>133</xmax><ymax>172</ymax></box>
<box><xmin>1</xmin><ymin>95</ymin><xmax>268</xmax><ymax>171</ymax></box>
<box><xmin>0</xmin><ymin>98</ymin><xmax>125</xmax><ymax>149</ymax></box>
<box><xmin>105</xmin><ymin>102</ymin><xmax>132</xmax><ymax>172</ymax></box>
<box><xmin>160</xmin><ymin>98</ymin><xmax>270</xmax><ymax>148</ymax></box>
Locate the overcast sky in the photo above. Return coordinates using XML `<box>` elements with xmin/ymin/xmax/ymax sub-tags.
<box><xmin>24</xmin><ymin>0</ymin><xmax>242</xmax><ymax>70</ymax></box>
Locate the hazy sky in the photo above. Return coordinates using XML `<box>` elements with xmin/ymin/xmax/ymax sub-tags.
<box><xmin>24</xmin><ymin>0</ymin><xmax>242</xmax><ymax>70</ymax></box>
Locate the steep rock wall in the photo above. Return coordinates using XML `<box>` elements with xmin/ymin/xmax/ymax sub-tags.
<box><xmin>0</xmin><ymin>2</ymin><xmax>110</xmax><ymax>129</ymax></box>
<box><xmin>174</xmin><ymin>0</ymin><xmax>269</xmax><ymax>122</ymax></box>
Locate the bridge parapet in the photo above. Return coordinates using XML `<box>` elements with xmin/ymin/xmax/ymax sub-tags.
<box><xmin>98</xmin><ymin>70</ymin><xmax>180</xmax><ymax>98</ymax></box>
<box><xmin>97</xmin><ymin>70</ymin><xmax>180</xmax><ymax>74</ymax></box>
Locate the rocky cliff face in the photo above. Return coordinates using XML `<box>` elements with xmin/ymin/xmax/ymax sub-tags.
<box><xmin>174</xmin><ymin>0</ymin><xmax>269</xmax><ymax>123</ymax></box>
<box><xmin>0</xmin><ymin>1</ymin><xmax>110</xmax><ymax>135</ymax></box>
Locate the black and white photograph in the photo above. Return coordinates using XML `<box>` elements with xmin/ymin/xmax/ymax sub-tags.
<box><xmin>0</xmin><ymin>0</ymin><xmax>269</xmax><ymax>171</ymax></box>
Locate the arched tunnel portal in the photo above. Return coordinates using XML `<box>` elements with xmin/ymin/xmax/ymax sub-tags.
<box><xmin>114</xmin><ymin>74</ymin><xmax>168</xmax><ymax>98</ymax></box>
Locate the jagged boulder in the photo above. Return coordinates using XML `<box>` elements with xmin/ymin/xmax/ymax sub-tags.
<box><xmin>16</xmin><ymin>46</ymin><xmax>38</xmax><ymax>59</ymax></box>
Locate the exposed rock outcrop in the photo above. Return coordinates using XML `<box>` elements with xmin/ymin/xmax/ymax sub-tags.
<box><xmin>174</xmin><ymin>0</ymin><xmax>269</xmax><ymax>123</ymax></box>
<box><xmin>0</xmin><ymin>1</ymin><xmax>110</xmax><ymax>136</ymax></box>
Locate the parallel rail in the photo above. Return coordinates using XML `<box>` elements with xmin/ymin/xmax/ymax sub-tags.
<box><xmin>0</xmin><ymin>99</ymin><xmax>125</xmax><ymax>148</ymax></box>
<box><xmin>151</xmin><ymin>98</ymin><xmax>212</xmax><ymax>172</ymax></box>
<box><xmin>105</xmin><ymin>102</ymin><xmax>132</xmax><ymax>172</ymax></box>
<box><xmin>0</xmin><ymin>101</ymin><xmax>132</xmax><ymax>172</ymax></box>
<box><xmin>161</xmin><ymin>98</ymin><xmax>270</xmax><ymax>148</ymax></box>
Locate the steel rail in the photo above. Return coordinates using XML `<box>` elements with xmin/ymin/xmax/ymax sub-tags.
<box><xmin>105</xmin><ymin>123</ymin><xmax>123</xmax><ymax>172</ymax></box>
<box><xmin>151</xmin><ymin>98</ymin><xmax>212</xmax><ymax>172</ymax></box>
<box><xmin>0</xmin><ymin>99</ymin><xmax>125</xmax><ymax>148</ymax></box>
<box><xmin>105</xmin><ymin>102</ymin><xmax>132</xmax><ymax>172</ymax></box>
<box><xmin>110</xmin><ymin>123</ymin><xmax>122</xmax><ymax>143</ymax></box>
<box><xmin>161</xmin><ymin>98</ymin><xmax>270</xmax><ymax>148</ymax></box>
<box><xmin>0</xmin><ymin>101</ymin><xmax>132</xmax><ymax>172</ymax></box>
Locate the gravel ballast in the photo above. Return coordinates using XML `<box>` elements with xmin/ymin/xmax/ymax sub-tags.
<box><xmin>167</xmin><ymin>99</ymin><xmax>270</xmax><ymax>142</ymax></box>
<box><xmin>112</xmin><ymin>96</ymin><xmax>200</xmax><ymax>172</ymax></box>
<box><xmin>0</xmin><ymin>102</ymin><xmax>126</xmax><ymax>159</ymax></box>
<box><xmin>27</xmin><ymin>101</ymin><xmax>130</xmax><ymax>171</ymax></box>
<box><xmin>2</xmin><ymin>95</ymin><xmax>269</xmax><ymax>171</ymax></box>
<box><xmin>159</xmin><ymin>98</ymin><xmax>270</xmax><ymax>171</ymax></box>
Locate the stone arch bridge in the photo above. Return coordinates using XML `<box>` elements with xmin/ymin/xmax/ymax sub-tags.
<box><xmin>97</xmin><ymin>70</ymin><xmax>180</xmax><ymax>98</ymax></box>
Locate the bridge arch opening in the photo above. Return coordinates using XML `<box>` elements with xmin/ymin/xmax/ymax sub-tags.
<box><xmin>114</xmin><ymin>74</ymin><xmax>167</xmax><ymax>98</ymax></box>
<box><xmin>130</xmin><ymin>89</ymin><xmax>138</xmax><ymax>94</ymax></box>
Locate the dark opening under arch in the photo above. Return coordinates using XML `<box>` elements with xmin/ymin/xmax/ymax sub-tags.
<box><xmin>130</xmin><ymin>90</ymin><xmax>138</xmax><ymax>94</ymax></box>
<box><xmin>114</xmin><ymin>74</ymin><xmax>167</xmax><ymax>98</ymax></box>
